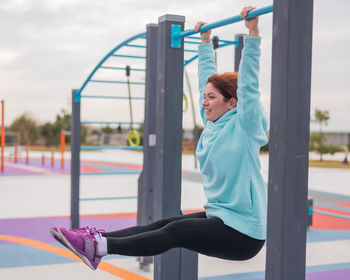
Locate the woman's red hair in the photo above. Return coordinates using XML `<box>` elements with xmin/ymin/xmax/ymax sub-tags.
<box><xmin>207</xmin><ymin>72</ymin><xmax>238</xmax><ymax>101</ymax></box>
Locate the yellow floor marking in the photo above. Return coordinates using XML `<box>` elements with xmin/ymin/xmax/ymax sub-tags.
<box><xmin>0</xmin><ymin>234</ymin><xmax>150</xmax><ymax>280</ymax></box>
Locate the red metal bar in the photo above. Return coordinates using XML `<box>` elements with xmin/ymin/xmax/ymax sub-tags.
<box><xmin>51</xmin><ymin>150</ymin><xmax>54</xmax><ymax>168</ymax></box>
<box><xmin>25</xmin><ymin>144</ymin><xmax>29</xmax><ymax>165</ymax></box>
<box><xmin>14</xmin><ymin>144</ymin><xmax>17</xmax><ymax>163</ymax></box>
<box><xmin>61</xmin><ymin>130</ymin><xmax>65</xmax><ymax>169</ymax></box>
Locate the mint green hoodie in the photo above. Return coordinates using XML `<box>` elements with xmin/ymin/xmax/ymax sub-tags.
<box><xmin>196</xmin><ymin>37</ymin><xmax>268</xmax><ymax>240</ymax></box>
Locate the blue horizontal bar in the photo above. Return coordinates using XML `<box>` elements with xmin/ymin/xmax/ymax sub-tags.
<box><xmin>90</xmin><ymin>80</ymin><xmax>145</xmax><ymax>85</ymax></box>
<box><xmin>80</xmin><ymin>195</ymin><xmax>138</xmax><ymax>201</ymax></box>
<box><xmin>81</xmin><ymin>121</ymin><xmax>144</xmax><ymax>125</ymax></box>
<box><xmin>313</xmin><ymin>210</ymin><xmax>350</xmax><ymax>220</ymax></box>
<box><xmin>186</xmin><ymin>36</ymin><xmax>202</xmax><ymax>40</ymax></box>
<box><xmin>125</xmin><ymin>44</ymin><xmax>146</xmax><ymax>48</ymax></box>
<box><xmin>184</xmin><ymin>40</ymin><xmax>202</xmax><ymax>45</ymax></box>
<box><xmin>184</xmin><ymin>49</ymin><xmax>198</xmax><ymax>53</ymax></box>
<box><xmin>100</xmin><ymin>66</ymin><xmax>145</xmax><ymax>71</ymax></box>
<box><xmin>175</xmin><ymin>5</ymin><xmax>273</xmax><ymax>39</ymax></box>
<box><xmin>81</xmin><ymin>95</ymin><xmax>145</xmax><ymax>100</ymax></box>
<box><xmin>81</xmin><ymin>171</ymin><xmax>141</xmax><ymax>175</ymax></box>
<box><xmin>81</xmin><ymin>146</ymin><xmax>143</xmax><ymax>150</ymax></box>
<box><xmin>187</xmin><ymin>36</ymin><xmax>237</xmax><ymax>46</ymax></box>
<box><xmin>111</xmin><ymin>54</ymin><xmax>146</xmax><ymax>59</ymax></box>
<box><xmin>218</xmin><ymin>39</ymin><xmax>238</xmax><ymax>45</ymax></box>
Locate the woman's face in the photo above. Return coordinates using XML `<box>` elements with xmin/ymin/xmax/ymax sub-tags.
<box><xmin>202</xmin><ymin>83</ymin><xmax>236</xmax><ymax>121</ymax></box>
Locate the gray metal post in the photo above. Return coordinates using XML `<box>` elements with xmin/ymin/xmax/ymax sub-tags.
<box><xmin>153</xmin><ymin>14</ymin><xmax>198</xmax><ymax>280</ymax></box>
<box><xmin>137</xmin><ymin>23</ymin><xmax>158</xmax><ymax>270</ymax></box>
<box><xmin>71</xmin><ymin>89</ymin><xmax>81</xmax><ymax>229</ymax></box>
<box><xmin>234</xmin><ymin>34</ymin><xmax>244</xmax><ymax>72</ymax></box>
<box><xmin>265</xmin><ymin>0</ymin><xmax>314</xmax><ymax>279</ymax></box>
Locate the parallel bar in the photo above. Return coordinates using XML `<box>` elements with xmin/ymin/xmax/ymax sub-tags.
<box><xmin>81</xmin><ymin>95</ymin><xmax>144</xmax><ymax>100</ymax></box>
<box><xmin>81</xmin><ymin>171</ymin><xmax>141</xmax><ymax>175</ymax></box>
<box><xmin>174</xmin><ymin>5</ymin><xmax>273</xmax><ymax>39</ymax></box>
<box><xmin>125</xmin><ymin>44</ymin><xmax>146</xmax><ymax>48</ymax></box>
<box><xmin>111</xmin><ymin>54</ymin><xmax>146</xmax><ymax>59</ymax></box>
<box><xmin>81</xmin><ymin>146</ymin><xmax>143</xmax><ymax>150</ymax></box>
<box><xmin>80</xmin><ymin>196</ymin><xmax>137</xmax><ymax>201</ymax></box>
<box><xmin>100</xmin><ymin>66</ymin><xmax>146</xmax><ymax>71</ymax></box>
<box><xmin>90</xmin><ymin>79</ymin><xmax>145</xmax><ymax>85</ymax></box>
<box><xmin>81</xmin><ymin>121</ymin><xmax>144</xmax><ymax>125</ymax></box>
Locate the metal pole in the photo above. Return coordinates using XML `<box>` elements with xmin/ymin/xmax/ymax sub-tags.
<box><xmin>1</xmin><ymin>100</ymin><xmax>5</xmax><ymax>172</ymax></box>
<box><xmin>71</xmin><ymin>89</ymin><xmax>81</xmax><ymax>229</ymax></box>
<box><xmin>184</xmin><ymin>68</ymin><xmax>198</xmax><ymax>169</ymax></box>
<box><xmin>1</xmin><ymin>100</ymin><xmax>4</xmax><ymax>172</ymax></box>
<box><xmin>265</xmin><ymin>0</ymin><xmax>314</xmax><ymax>279</ymax></box>
<box><xmin>234</xmin><ymin>34</ymin><xmax>244</xmax><ymax>72</ymax></box>
<box><xmin>137</xmin><ymin>23</ymin><xmax>158</xmax><ymax>271</ymax></box>
<box><xmin>154</xmin><ymin>14</ymin><xmax>198</xmax><ymax>280</ymax></box>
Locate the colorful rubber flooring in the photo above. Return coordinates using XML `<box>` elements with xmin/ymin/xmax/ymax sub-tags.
<box><xmin>1</xmin><ymin>158</ymin><xmax>350</xmax><ymax>279</ymax></box>
<box><xmin>1</xmin><ymin>207</ymin><xmax>350</xmax><ymax>279</ymax></box>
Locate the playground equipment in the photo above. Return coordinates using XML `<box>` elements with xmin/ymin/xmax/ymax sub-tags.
<box><xmin>69</xmin><ymin>1</ymin><xmax>314</xmax><ymax>279</ymax></box>
<box><xmin>1</xmin><ymin>100</ymin><xmax>4</xmax><ymax>172</ymax></box>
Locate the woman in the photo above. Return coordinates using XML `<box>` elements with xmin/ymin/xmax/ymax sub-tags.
<box><xmin>50</xmin><ymin>6</ymin><xmax>268</xmax><ymax>271</ymax></box>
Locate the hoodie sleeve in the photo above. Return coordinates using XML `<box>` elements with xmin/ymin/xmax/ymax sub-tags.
<box><xmin>198</xmin><ymin>43</ymin><xmax>217</xmax><ymax>124</ymax></box>
<box><xmin>236</xmin><ymin>36</ymin><xmax>263</xmax><ymax>134</ymax></box>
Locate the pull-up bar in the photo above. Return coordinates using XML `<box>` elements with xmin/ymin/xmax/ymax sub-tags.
<box><xmin>171</xmin><ymin>5</ymin><xmax>273</xmax><ymax>48</ymax></box>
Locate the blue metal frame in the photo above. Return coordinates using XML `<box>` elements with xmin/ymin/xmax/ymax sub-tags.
<box><xmin>171</xmin><ymin>5</ymin><xmax>273</xmax><ymax>47</ymax></box>
<box><xmin>78</xmin><ymin>32</ymin><xmax>237</xmax><ymax>95</ymax></box>
<box><xmin>78</xmin><ymin>32</ymin><xmax>146</xmax><ymax>94</ymax></box>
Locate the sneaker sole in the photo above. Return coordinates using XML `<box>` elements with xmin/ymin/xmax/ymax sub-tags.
<box><xmin>58</xmin><ymin>228</ymin><xmax>97</xmax><ymax>270</ymax></box>
<box><xmin>49</xmin><ymin>228</ymin><xmax>66</xmax><ymax>247</ymax></box>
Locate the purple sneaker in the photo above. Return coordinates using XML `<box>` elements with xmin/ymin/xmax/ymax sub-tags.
<box><xmin>58</xmin><ymin>227</ymin><xmax>105</xmax><ymax>270</ymax></box>
<box><xmin>49</xmin><ymin>226</ymin><xmax>93</xmax><ymax>247</ymax></box>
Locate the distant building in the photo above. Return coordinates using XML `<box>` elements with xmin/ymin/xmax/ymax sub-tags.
<box><xmin>321</xmin><ymin>132</ymin><xmax>350</xmax><ymax>147</ymax></box>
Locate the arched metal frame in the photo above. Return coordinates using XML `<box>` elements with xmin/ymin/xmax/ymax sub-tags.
<box><xmin>77</xmin><ymin>32</ymin><xmax>237</xmax><ymax>95</ymax></box>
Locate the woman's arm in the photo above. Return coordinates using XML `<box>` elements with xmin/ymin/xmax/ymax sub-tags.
<box><xmin>195</xmin><ymin>22</ymin><xmax>217</xmax><ymax>124</ymax></box>
<box><xmin>236</xmin><ymin>7</ymin><xmax>264</xmax><ymax>134</ymax></box>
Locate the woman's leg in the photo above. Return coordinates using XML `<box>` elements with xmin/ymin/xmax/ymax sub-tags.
<box><xmin>103</xmin><ymin>211</ymin><xmax>206</xmax><ymax>238</ymax></box>
<box><xmin>106</xmin><ymin>214</ymin><xmax>264</xmax><ymax>261</ymax></box>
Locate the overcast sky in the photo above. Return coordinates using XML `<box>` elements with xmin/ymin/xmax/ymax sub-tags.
<box><xmin>1</xmin><ymin>0</ymin><xmax>349</xmax><ymax>131</ymax></box>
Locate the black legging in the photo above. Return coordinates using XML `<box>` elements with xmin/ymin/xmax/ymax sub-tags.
<box><xmin>102</xmin><ymin>211</ymin><xmax>264</xmax><ymax>261</ymax></box>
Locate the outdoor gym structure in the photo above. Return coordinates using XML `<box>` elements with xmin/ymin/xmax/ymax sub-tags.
<box><xmin>70</xmin><ymin>1</ymin><xmax>313</xmax><ymax>279</ymax></box>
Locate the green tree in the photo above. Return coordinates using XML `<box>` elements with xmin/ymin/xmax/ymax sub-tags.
<box><xmin>40</xmin><ymin>110</ymin><xmax>71</xmax><ymax>146</ymax></box>
<box><xmin>39</xmin><ymin>109</ymin><xmax>88</xmax><ymax>146</ymax></box>
<box><xmin>10</xmin><ymin>113</ymin><xmax>40</xmax><ymax>145</ymax></box>
<box><xmin>311</xmin><ymin>108</ymin><xmax>330</xmax><ymax>161</ymax></box>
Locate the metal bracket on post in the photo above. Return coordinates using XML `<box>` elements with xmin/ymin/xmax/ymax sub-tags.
<box><xmin>74</xmin><ymin>90</ymin><xmax>81</xmax><ymax>103</ymax></box>
<box><xmin>170</xmin><ymin>24</ymin><xmax>182</xmax><ymax>49</ymax></box>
